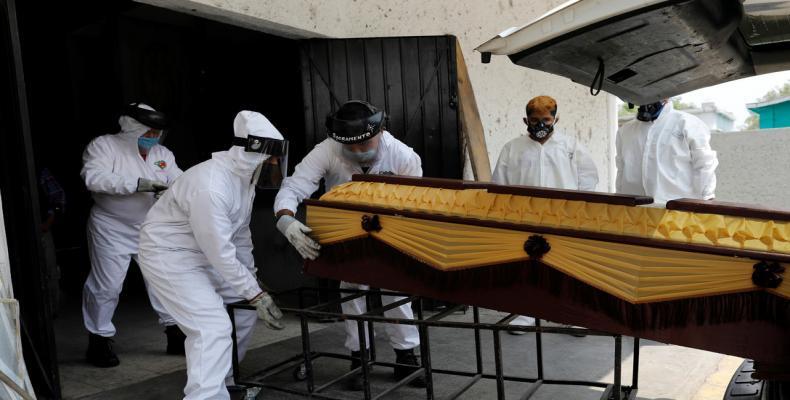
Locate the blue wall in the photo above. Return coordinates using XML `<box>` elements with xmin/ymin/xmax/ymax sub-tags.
<box><xmin>751</xmin><ymin>101</ymin><xmax>790</xmax><ymax>129</ymax></box>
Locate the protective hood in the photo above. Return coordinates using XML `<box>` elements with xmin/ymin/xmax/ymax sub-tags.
<box><xmin>228</xmin><ymin>111</ymin><xmax>284</xmax><ymax>178</ymax></box>
<box><xmin>119</xmin><ymin>103</ymin><xmax>157</xmax><ymax>139</ymax></box>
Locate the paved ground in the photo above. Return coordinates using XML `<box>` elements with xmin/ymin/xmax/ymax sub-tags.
<box><xmin>55</xmin><ymin>292</ymin><xmax>741</xmax><ymax>399</ymax></box>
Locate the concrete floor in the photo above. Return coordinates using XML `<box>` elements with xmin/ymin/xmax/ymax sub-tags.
<box><xmin>55</xmin><ymin>293</ymin><xmax>741</xmax><ymax>399</ymax></box>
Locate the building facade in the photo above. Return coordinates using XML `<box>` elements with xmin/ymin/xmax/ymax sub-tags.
<box><xmin>747</xmin><ymin>96</ymin><xmax>790</xmax><ymax>129</ymax></box>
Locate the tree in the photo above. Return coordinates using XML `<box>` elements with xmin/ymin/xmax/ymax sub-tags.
<box><xmin>757</xmin><ymin>81</ymin><xmax>790</xmax><ymax>102</ymax></box>
<box><xmin>671</xmin><ymin>97</ymin><xmax>697</xmax><ymax>110</ymax></box>
<box><xmin>743</xmin><ymin>114</ymin><xmax>760</xmax><ymax>130</ymax></box>
<box><xmin>618</xmin><ymin>102</ymin><xmax>637</xmax><ymax>117</ymax></box>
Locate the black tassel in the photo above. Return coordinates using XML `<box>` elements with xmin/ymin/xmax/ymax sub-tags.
<box><xmin>318</xmin><ymin>238</ymin><xmax>790</xmax><ymax>330</ymax></box>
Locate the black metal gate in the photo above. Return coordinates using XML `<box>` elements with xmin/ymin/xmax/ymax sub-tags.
<box><xmin>299</xmin><ymin>36</ymin><xmax>462</xmax><ymax>179</ymax></box>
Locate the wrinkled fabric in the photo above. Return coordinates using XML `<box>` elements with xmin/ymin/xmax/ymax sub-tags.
<box><xmin>274</xmin><ymin>131</ymin><xmax>421</xmax><ymax>214</ymax></box>
<box><xmin>492</xmin><ymin>130</ymin><xmax>599</xmax><ymax>190</ymax></box>
<box><xmin>275</xmin><ymin>130</ymin><xmax>422</xmax><ymax>352</ymax></box>
<box><xmin>81</xmin><ymin>104</ymin><xmax>182</xmax><ymax>336</ymax></box>
<box><xmin>138</xmin><ymin>111</ymin><xmax>282</xmax><ymax>400</ymax></box>
<box><xmin>616</xmin><ymin>102</ymin><xmax>718</xmax><ymax>204</ymax></box>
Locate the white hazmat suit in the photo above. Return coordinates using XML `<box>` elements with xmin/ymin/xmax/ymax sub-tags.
<box><xmin>81</xmin><ymin>106</ymin><xmax>181</xmax><ymax>337</ymax></box>
<box><xmin>493</xmin><ymin>130</ymin><xmax>599</xmax><ymax>328</ymax></box>
<box><xmin>616</xmin><ymin>102</ymin><xmax>718</xmax><ymax>204</ymax></box>
<box><xmin>274</xmin><ymin>131</ymin><xmax>422</xmax><ymax>352</ymax></box>
<box><xmin>492</xmin><ymin>130</ymin><xmax>599</xmax><ymax>191</ymax></box>
<box><xmin>138</xmin><ymin>111</ymin><xmax>284</xmax><ymax>400</ymax></box>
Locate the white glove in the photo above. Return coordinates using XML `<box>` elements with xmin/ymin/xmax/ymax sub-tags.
<box><xmin>250</xmin><ymin>293</ymin><xmax>284</xmax><ymax>330</ymax></box>
<box><xmin>277</xmin><ymin>215</ymin><xmax>321</xmax><ymax>260</ymax></box>
<box><xmin>137</xmin><ymin>178</ymin><xmax>168</xmax><ymax>193</ymax></box>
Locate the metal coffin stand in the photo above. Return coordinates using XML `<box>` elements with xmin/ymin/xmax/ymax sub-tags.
<box><xmin>228</xmin><ymin>287</ymin><xmax>640</xmax><ymax>400</ymax></box>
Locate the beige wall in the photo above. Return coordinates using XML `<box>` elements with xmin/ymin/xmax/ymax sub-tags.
<box><xmin>139</xmin><ymin>0</ymin><xmax>616</xmax><ymax>190</ymax></box>
<box><xmin>711</xmin><ymin>129</ymin><xmax>790</xmax><ymax>210</ymax></box>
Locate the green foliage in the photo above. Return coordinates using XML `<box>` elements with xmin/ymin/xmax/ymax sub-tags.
<box><xmin>758</xmin><ymin>81</ymin><xmax>790</xmax><ymax>102</ymax></box>
<box><xmin>742</xmin><ymin>114</ymin><xmax>760</xmax><ymax>130</ymax></box>
<box><xmin>619</xmin><ymin>102</ymin><xmax>637</xmax><ymax>117</ymax></box>
<box><xmin>671</xmin><ymin>97</ymin><xmax>697</xmax><ymax>110</ymax></box>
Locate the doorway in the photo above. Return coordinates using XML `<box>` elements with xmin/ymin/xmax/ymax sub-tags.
<box><xmin>13</xmin><ymin>1</ymin><xmax>305</xmax><ymax>397</ymax></box>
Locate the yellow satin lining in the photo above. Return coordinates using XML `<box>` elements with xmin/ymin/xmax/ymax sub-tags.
<box><xmin>307</xmin><ymin>205</ymin><xmax>790</xmax><ymax>303</ymax></box>
<box><xmin>319</xmin><ymin>182</ymin><xmax>790</xmax><ymax>255</ymax></box>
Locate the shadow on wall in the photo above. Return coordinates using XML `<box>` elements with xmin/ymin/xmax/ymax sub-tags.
<box><xmin>711</xmin><ymin>128</ymin><xmax>790</xmax><ymax>210</ymax></box>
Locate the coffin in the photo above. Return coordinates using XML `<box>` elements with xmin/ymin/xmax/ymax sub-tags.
<box><xmin>304</xmin><ymin>175</ymin><xmax>790</xmax><ymax>376</ymax></box>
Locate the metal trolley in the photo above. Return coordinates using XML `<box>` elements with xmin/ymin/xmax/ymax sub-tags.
<box><xmin>228</xmin><ymin>287</ymin><xmax>640</xmax><ymax>400</ymax></box>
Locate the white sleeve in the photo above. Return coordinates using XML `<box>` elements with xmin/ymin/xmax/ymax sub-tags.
<box><xmin>163</xmin><ymin>148</ymin><xmax>183</xmax><ymax>183</ymax></box>
<box><xmin>686</xmin><ymin>120</ymin><xmax>718</xmax><ymax>199</ymax></box>
<box><xmin>233</xmin><ymin>212</ymin><xmax>255</xmax><ymax>274</ymax></box>
<box><xmin>614</xmin><ymin>130</ymin><xmax>624</xmax><ymax>193</ymax></box>
<box><xmin>575</xmin><ymin>144</ymin><xmax>599</xmax><ymax>191</ymax></box>
<box><xmin>81</xmin><ymin>137</ymin><xmax>138</xmax><ymax>195</ymax></box>
<box><xmin>491</xmin><ymin>143</ymin><xmax>510</xmax><ymax>185</ymax></box>
<box><xmin>274</xmin><ymin>146</ymin><xmax>329</xmax><ymax>214</ymax></box>
<box><xmin>399</xmin><ymin>151</ymin><xmax>423</xmax><ymax>177</ymax></box>
<box><xmin>188</xmin><ymin>190</ymin><xmax>261</xmax><ymax>300</ymax></box>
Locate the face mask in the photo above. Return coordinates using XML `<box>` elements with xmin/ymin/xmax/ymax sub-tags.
<box><xmin>138</xmin><ymin>136</ymin><xmax>159</xmax><ymax>150</ymax></box>
<box><xmin>637</xmin><ymin>102</ymin><xmax>665</xmax><ymax>122</ymax></box>
<box><xmin>527</xmin><ymin>121</ymin><xmax>554</xmax><ymax>140</ymax></box>
<box><xmin>342</xmin><ymin>147</ymin><xmax>377</xmax><ymax>164</ymax></box>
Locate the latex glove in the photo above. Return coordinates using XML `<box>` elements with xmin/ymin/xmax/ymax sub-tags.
<box><xmin>137</xmin><ymin>178</ymin><xmax>168</xmax><ymax>193</ymax></box>
<box><xmin>276</xmin><ymin>215</ymin><xmax>320</xmax><ymax>260</ymax></box>
<box><xmin>250</xmin><ymin>292</ymin><xmax>283</xmax><ymax>330</ymax></box>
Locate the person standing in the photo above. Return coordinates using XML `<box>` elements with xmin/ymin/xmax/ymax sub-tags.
<box><xmin>81</xmin><ymin>103</ymin><xmax>183</xmax><ymax>367</ymax></box>
<box><xmin>274</xmin><ymin>100</ymin><xmax>426</xmax><ymax>390</ymax></box>
<box><xmin>616</xmin><ymin>100</ymin><xmax>718</xmax><ymax>204</ymax></box>
<box><xmin>492</xmin><ymin>95</ymin><xmax>598</xmax><ymax>335</ymax></box>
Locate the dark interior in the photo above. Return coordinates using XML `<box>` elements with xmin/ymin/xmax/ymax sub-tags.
<box><xmin>17</xmin><ymin>0</ymin><xmax>311</xmax><ymax>298</ymax></box>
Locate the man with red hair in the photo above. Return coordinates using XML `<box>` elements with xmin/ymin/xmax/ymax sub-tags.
<box><xmin>492</xmin><ymin>95</ymin><xmax>599</xmax><ymax>334</ymax></box>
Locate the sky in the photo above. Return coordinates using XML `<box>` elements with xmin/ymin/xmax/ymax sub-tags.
<box><xmin>634</xmin><ymin>71</ymin><xmax>790</xmax><ymax>129</ymax></box>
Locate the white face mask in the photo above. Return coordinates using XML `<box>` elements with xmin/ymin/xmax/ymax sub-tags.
<box><xmin>342</xmin><ymin>147</ymin><xmax>377</xmax><ymax>164</ymax></box>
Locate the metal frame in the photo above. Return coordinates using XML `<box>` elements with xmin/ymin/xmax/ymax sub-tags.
<box><xmin>228</xmin><ymin>287</ymin><xmax>640</xmax><ymax>400</ymax></box>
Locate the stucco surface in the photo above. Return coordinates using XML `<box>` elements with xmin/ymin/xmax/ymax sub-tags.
<box><xmin>710</xmin><ymin>129</ymin><xmax>790</xmax><ymax>210</ymax></box>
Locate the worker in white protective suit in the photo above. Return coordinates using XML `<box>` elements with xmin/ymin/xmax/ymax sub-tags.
<box><xmin>138</xmin><ymin>110</ymin><xmax>286</xmax><ymax>400</ymax></box>
<box><xmin>273</xmin><ymin>100</ymin><xmax>425</xmax><ymax>391</ymax></box>
<box><xmin>616</xmin><ymin>100</ymin><xmax>718</xmax><ymax>204</ymax></box>
<box><xmin>81</xmin><ymin>103</ymin><xmax>184</xmax><ymax>368</ymax></box>
<box><xmin>492</xmin><ymin>95</ymin><xmax>598</xmax><ymax>336</ymax></box>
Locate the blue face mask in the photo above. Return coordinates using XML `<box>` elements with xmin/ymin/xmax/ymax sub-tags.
<box><xmin>342</xmin><ymin>147</ymin><xmax>377</xmax><ymax>164</ymax></box>
<box><xmin>138</xmin><ymin>136</ymin><xmax>159</xmax><ymax>150</ymax></box>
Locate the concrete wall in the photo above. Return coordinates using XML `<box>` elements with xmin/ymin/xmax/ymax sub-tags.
<box><xmin>137</xmin><ymin>0</ymin><xmax>616</xmax><ymax>190</ymax></box>
<box><xmin>711</xmin><ymin>128</ymin><xmax>790</xmax><ymax>209</ymax></box>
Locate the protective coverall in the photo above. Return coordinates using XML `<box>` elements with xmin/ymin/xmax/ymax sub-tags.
<box><xmin>274</xmin><ymin>131</ymin><xmax>422</xmax><ymax>352</ymax></box>
<box><xmin>493</xmin><ymin>130</ymin><xmax>599</xmax><ymax>327</ymax></box>
<box><xmin>81</xmin><ymin>111</ymin><xmax>181</xmax><ymax>337</ymax></box>
<box><xmin>616</xmin><ymin>102</ymin><xmax>718</xmax><ymax>204</ymax></box>
<box><xmin>138</xmin><ymin>111</ymin><xmax>282</xmax><ymax>400</ymax></box>
<box><xmin>492</xmin><ymin>130</ymin><xmax>599</xmax><ymax>191</ymax></box>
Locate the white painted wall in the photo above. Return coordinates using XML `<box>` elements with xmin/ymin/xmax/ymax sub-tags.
<box><xmin>710</xmin><ymin>128</ymin><xmax>790</xmax><ymax>209</ymax></box>
<box><xmin>138</xmin><ymin>0</ymin><xmax>616</xmax><ymax>190</ymax></box>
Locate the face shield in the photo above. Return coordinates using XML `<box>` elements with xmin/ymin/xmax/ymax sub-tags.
<box><xmin>232</xmin><ymin>134</ymin><xmax>290</xmax><ymax>189</ymax></box>
<box><xmin>123</xmin><ymin>103</ymin><xmax>170</xmax><ymax>142</ymax></box>
<box><xmin>325</xmin><ymin>108</ymin><xmax>385</xmax><ymax>144</ymax></box>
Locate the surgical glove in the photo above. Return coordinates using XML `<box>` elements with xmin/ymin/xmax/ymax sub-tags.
<box><xmin>277</xmin><ymin>215</ymin><xmax>321</xmax><ymax>260</ymax></box>
<box><xmin>250</xmin><ymin>293</ymin><xmax>284</xmax><ymax>330</ymax></box>
<box><xmin>137</xmin><ymin>178</ymin><xmax>168</xmax><ymax>193</ymax></box>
